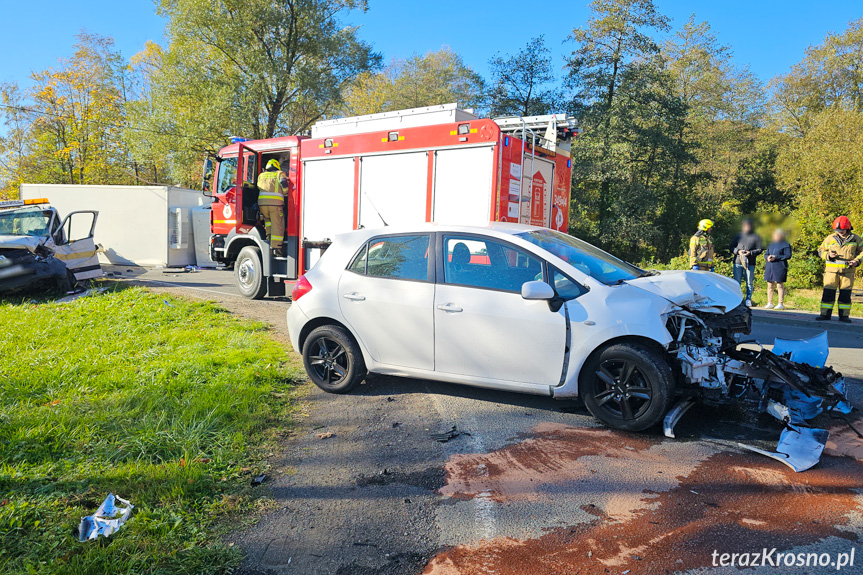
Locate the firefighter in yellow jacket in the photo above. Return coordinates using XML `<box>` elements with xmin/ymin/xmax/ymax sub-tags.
<box><xmin>689</xmin><ymin>219</ymin><xmax>715</xmax><ymax>271</ymax></box>
<box><xmin>817</xmin><ymin>216</ymin><xmax>862</xmax><ymax>323</ymax></box>
<box><xmin>257</xmin><ymin>159</ymin><xmax>290</xmax><ymax>256</ymax></box>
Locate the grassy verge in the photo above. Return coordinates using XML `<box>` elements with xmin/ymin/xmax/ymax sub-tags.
<box><xmin>0</xmin><ymin>287</ymin><xmax>302</xmax><ymax>574</ymax></box>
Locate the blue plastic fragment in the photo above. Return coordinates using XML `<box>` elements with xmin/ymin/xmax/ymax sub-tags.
<box><xmin>772</xmin><ymin>331</ymin><xmax>829</xmax><ymax>367</ymax></box>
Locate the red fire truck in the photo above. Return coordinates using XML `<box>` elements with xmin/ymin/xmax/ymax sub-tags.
<box><xmin>204</xmin><ymin>104</ymin><xmax>576</xmax><ymax>298</ymax></box>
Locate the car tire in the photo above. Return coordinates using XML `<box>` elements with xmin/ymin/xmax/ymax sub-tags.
<box><xmin>235</xmin><ymin>245</ymin><xmax>267</xmax><ymax>299</ymax></box>
<box><xmin>302</xmin><ymin>325</ymin><xmax>367</xmax><ymax>394</ymax></box>
<box><xmin>580</xmin><ymin>343</ymin><xmax>673</xmax><ymax>432</ymax></box>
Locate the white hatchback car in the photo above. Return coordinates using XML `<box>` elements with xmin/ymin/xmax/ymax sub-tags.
<box><xmin>287</xmin><ymin>223</ymin><xmax>751</xmax><ymax>432</ymax></box>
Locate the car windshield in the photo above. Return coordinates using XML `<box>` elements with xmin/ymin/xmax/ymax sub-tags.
<box><xmin>0</xmin><ymin>207</ymin><xmax>51</xmax><ymax>237</ymax></box>
<box><xmin>517</xmin><ymin>229</ymin><xmax>645</xmax><ymax>285</ymax></box>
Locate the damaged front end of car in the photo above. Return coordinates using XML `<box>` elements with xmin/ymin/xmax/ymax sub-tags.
<box><xmin>663</xmin><ymin>303</ymin><xmax>851</xmax><ymax>472</ymax></box>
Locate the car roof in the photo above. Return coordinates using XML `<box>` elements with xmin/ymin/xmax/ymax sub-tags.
<box><xmin>333</xmin><ymin>222</ymin><xmax>546</xmax><ymax>244</ymax></box>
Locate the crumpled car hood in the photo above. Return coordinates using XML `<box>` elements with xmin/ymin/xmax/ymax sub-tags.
<box><xmin>0</xmin><ymin>235</ymin><xmax>43</xmax><ymax>252</ymax></box>
<box><xmin>626</xmin><ymin>270</ymin><xmax>742</xmax><ymax>313</ymax></box>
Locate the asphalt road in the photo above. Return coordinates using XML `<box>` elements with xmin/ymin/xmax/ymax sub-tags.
<box><xmin>116</xmin><ymin>267</ymin><xmax>863</xmax><ymax>575</ymax></box>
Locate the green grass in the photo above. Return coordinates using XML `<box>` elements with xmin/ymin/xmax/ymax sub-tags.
<box><xmin>0</xmin><ymin>287</ymin><xmax>302</xmax><ymax>574</ymax></box>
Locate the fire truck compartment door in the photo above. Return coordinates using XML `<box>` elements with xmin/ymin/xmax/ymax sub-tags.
<box><xmin>433</xmin><ymin>146</ymin><xmax>494</xmax><ymax>225</ymax></box>
<box><xmin>302</xmin><ymin>157</ymin><xmax>356</xmax><ymax>268</ymax></box>
<box><xmin>358</xmin><ymin>152</ymin><xmax>428</xmax><ymax>229</ymax></box>
<box><xmin>520</xmin><ymin>156</ymin><xmax>554</xmax><ymax>226</ymax></box>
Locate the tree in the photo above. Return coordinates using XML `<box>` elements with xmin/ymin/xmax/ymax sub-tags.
<box><xmin>770</xmin><ymin>19</ymin><xmax>863</xmax><ymax>286</ymax></box>
<box><xmin>0</xmin><ymin>32</ymin><xmax>131</xmax><ymax>194</ymax></box>
<box><xmin>0</xmin><ymin>83</ymin><xmax>34</xmax><ymax>198</ymax></box>
<box><xmin>771</xmin><ymin>18</ymin><xmax>863</xmax><ymax>137</ymax></box>
<box><xmin>662</xmin><ymin>16</ymin><xmax>769</xmax><ymax>252</ymax></box>
<box><xmin>342</xmin><ymin>48</ymin><xmax>485</xmax><ymax>116</ymax></box>
<box><xmin>132</xmin><ymin>0</ymin><xmax>379</xmax><ymax>185</ymax></box>
<box><xmin>488</xmin><ymin>36</ymin><xmax>560</xmax><ymax>116</ymax></box>
<box><xmin>566</xmin><ymin>0</ymin><xmax>689</xmax><ymax>260</ymax></box>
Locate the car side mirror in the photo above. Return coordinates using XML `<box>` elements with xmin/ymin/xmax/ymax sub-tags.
<box><xmin>521</xmin><ymin>281</ymin><xmax>555</xmax><ymax>301</ymax></box>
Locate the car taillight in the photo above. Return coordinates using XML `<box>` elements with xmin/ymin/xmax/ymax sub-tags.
<box><xmin>292</xmin><ymin>275</ymin><xmax>312</xmax><ymax>301</ymax></box>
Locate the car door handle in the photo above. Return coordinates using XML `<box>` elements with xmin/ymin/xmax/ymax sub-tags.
<box><xmin>436</xmin><ymin>303</ymin><xmax>463</xmax><ymax>313</ymax></box>
<box><xmin>343</xmin><ymin>292</ymin><xmax>366</xmax><ymax>301</ymax></box>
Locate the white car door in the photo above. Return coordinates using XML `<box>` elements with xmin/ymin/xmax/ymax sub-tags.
<box><xmin>337</xmin><ymin>233</ymin><xmax>435</xmax><ymax>371</ymax></box>
<box><xmin>52</xmin><ymin>211</ymin><xmax>102</xmax><ymax>281</ymax></box>
<box><xmin>434</xmin><ymin>234</ymin><xmax>567</xmax><ymax>387</ymax></box>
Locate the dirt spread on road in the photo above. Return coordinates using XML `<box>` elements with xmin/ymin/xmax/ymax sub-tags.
<box><xmin>427</xmin><ymin>425</ymin><xmax>863</xmax><ymax>575</ymax></box>
<box><xmin>824</xmin><ymin>416</ymin><xmax>863</xmax><ymax>461</ymax></box>
<box><xmin>439</xmin><ymin>423</ymin><xmax>703</xmax><ymax>512</ymax></box>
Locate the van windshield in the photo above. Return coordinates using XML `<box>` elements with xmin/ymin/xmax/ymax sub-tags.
<box><xmin>518</xmin><ymin>229</ymin><xmax>644</xmax><ymax>285</ymax></box>
<box><xmin>0</xmin><ymin>207</ymin><xmax>51</xmax><ymax>237</ymax></box>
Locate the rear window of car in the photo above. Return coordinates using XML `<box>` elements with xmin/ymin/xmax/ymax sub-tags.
<box><xmin>347</xmin><ymin>235</ymin><xmax>430</xmax><ymax>282</ymax></box>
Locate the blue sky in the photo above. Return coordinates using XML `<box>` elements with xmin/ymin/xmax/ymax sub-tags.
<box><xmin>1</xmin><ymin>0</ymin><xmax>862</xmax><ymax>89</ymax></box>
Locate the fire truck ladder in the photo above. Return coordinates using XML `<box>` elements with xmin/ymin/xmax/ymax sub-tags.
<box><xmin>493</xmin><ymin>114</ymin><xmax>578</xmax><ymax>213</ymax></box>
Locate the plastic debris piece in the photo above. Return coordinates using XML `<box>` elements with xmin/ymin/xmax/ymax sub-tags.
<box><xmin>773</xmin><ymin>331</ymin><xmax>829</xmax><ymax>367</ymax></box>
<box><xmin>77</xmin><ymin>494</ymin><xmax>133</xmax><ymax>542</ymax></box>
<box><xmin>57</xmin><ymin>287</ymin><xmax>108</xmax><ymax>304</ymax></box>
<box><xmin>430</xmin><ymin>425</ymin><xmax>470</xmax><ymax>443</ymax></box>
<box><xmin>663</xmin><ymin>398</ymin><xmax>695</xmax><ymax>438</ymax></box>
<box><xmin>251</xmin><ymin>474</ymin><xmax>268</xmax><ymax>486</ymax></box>
<box><xmin>829</xmin><ymin>401</ymin><xmax>854</xmax><ymax>415</ymax></box>
<box><xmin>738</xmin><ymin>426</ymin><xmax>829</xmax><ymax>472</ymax></box>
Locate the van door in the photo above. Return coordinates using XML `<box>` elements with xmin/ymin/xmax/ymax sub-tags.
<box><xmin>53</xmin><ymin>211</ymin><xmax>101</xmax><ymax>281</ymax></box>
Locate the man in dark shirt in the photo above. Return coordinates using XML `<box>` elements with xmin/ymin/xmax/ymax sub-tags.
<box><xmin>729</xmin><ymin>219</ymin><xmax>763</xmax><ymax>307</ymax></box>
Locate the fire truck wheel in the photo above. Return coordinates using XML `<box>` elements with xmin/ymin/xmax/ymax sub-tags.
<box><xmin>579</xmin><ymin>343</ymin><xmax>673</xmax><ymax>432</ymax></box>
<box><xmin>235</xmin><ymin>245</ymin><xmax>267</xmax><ymax>299</ymax></box>
<box><xmin>302</xmin><ymin>325</ymin><xmax>367</xmax><ymax>394</ymax></box>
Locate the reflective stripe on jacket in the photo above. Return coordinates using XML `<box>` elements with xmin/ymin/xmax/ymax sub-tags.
<box><xmin>819</xmin><ymin>232</ymin><xmax>863</xmax><ymax>274</ymax></box>
<box><xmin>689</xmin><ymin>233</ymin><xmax>714</xmax><ymax>268</ymax></box>
<box><xmin>257</xmin><ymin>170</ymin><xmax>289</xmax><ymax>206</ymax></box>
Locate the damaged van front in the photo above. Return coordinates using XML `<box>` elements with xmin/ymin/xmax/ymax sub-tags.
<box><xmin>0</xmin><ymin>200</ymin><xmax>101</xmax><ymax>295</ymax></box>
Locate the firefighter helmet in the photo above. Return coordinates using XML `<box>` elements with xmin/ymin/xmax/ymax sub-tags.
<box><xmin>833</xmin><ymin>216</ymin><xmax>852</xmax><ymax>230</ymax></box>
<box><xmin>266</xmin><ymin>159</ymin><xmax>281</xmax><ymax>171</ymax></box>
<box><xmin>698</xmin><ymin>219</ymin><xmax>714</xmax><ymax>232</ymax></box>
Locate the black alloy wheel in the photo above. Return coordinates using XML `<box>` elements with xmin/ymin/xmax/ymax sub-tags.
<box><xmin>580</xmin><ymin>343</ymin><xmax>674</xmax><ymax>432</ymax></box>
<box><xmin>591</xmin><ymin>358</ymin><xmax>653</xmax><ymax>421</ymax></box>
<box><xmin>308</xmin><ymin>337</ymin><xmax>349</xmax><ymax>386</ymax></box>
<box><xmin>302</xmin><ymin>325</ymin><xmax>367</xmax><ymax>393</ymax></box>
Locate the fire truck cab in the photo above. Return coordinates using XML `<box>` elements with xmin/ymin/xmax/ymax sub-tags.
<box><xmin>205</xmin><ymin>104</ymin><xmax>576</xmax><ymax>299</ymax></box>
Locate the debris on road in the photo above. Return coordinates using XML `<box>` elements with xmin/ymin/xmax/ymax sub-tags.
<box><xmin>57</xmin><ymin>286</ymin><xmax>109</xmax><ymax>304</ymax></box>
<box><xmin>250</xmin><ymin>474</ymin><xmax>268</xmax><ymax>487</ymax></box>
<box><xmin>430</xmin><ymin>425</ymin><xmax>470</xmax><ymax>443</ymax></box>
<box><xmin>667</xmin><ymin>329</ymin><xmax>853</xmax><ymax>471</ymax></box>
<box><xmin>316</xmin><ymin>431</ymin><xmax>336</xmax><ymax>439</ymax></box>
<box><xmin>77</xmin><ymin>494</ymin><xmax>133</xmax><ymax>542</ymax></box>
<box><xmin>739</xmin><ymin>426</ymin><xmax>830</xmax><ymax>472</ymax></box>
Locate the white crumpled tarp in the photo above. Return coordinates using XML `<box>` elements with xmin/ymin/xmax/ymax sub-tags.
<box><xmin>77</xmin><ymin>493</ymin><xmax>134</xmax><ymax>542</ymax></box>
